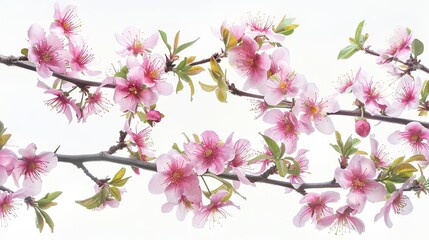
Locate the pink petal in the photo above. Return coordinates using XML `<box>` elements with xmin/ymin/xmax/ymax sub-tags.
<box><xmin>262</xmin><ymin>109</ymin><xmax>283</xmax><ymax>124</ymax></box>
<box><xmin>148</xmin><ymin>173</ymin><xmax>168</xmax><ymax>194</ymax></box>
<box><xmin>293</xmin><ymin>206</ymin><xmax>312</xmax><ymax>227</ymax></box>
<box><xmin>314</xmin><ymin>116</ymin><xmax>335</xmax><ymax>134</ymax></box>
<box><xmin>320</xmin><ymin>191</ymin><xmax>341</xmax><ymax>203</ymax></box>
<box><xmin>365</xmin><ymin>181</ymin><xmax>387</xmax><ymax>202</ymax></box>
<box><xmin>28</xmin><ymin>24</ymin><xmax>45</xmax><ymax>43</ymax></box>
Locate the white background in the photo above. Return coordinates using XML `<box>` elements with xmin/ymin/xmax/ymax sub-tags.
<box><xmin>1</xmin><ymin>0</ymin><xmax>429</xmax><ymax>239</ymax></box>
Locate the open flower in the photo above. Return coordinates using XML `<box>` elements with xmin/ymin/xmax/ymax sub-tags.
<box><xmin>50</xmin><ymin>2</ymin><xmax>81</xmax><ymax>38</ymax></box>
<box><xmin>226</xmin><ymin>135</ymin><xmax>254</xmax><ymax>186</ymax></box>
<box><xmin>68</xmin><ymin>41</ymin><xmax>100</xmax><ymax>76</ymax></box>
<box><xmin>0</xmin><ymin>149</ymin><xmax>18</xmax><ymax>186</ymax></box>
<box><xmin>317</xmin><ymin>205</ymin><xmax>365</xmax><ymax>235</ymax></box>
<box><xmin>287</xmin><ymin>149</ymin><xmax>309</xmax><ymax>184</ymax></box>
<box><xmin>125</xmin><ymin>122</ymin><xmax>154</xmax><ymax>160</ymax></box>
<box><xmin>116</xmin><ymin>27</ymin><xmax>158</xmax><ymax>56</ymax></box>
<box><xmin>388</xmin><ymin>122</ymin><xmax>429</xmax><ymax>159</ymax></box>
<box><xmin>370</xmin><ymin>134</ymin><xmax>391</xmax><ymax>168</ymax></box>
<box><xmin>385</xmin><ymin>75</ymin><xmax>420</xmax><ymax>117</ymax></box>
<box><xmin>0</xmin><ymin>191</ymin><xmax>21</xmax><ymax>226</ymax></box>
<box><xmin>352</xmin><ymin>70</ymin><xmax>387</xmax><ymax>115</ymax></box>
<box><xmin>162</xmin><ymin>195</ymin><xmax>201</xmax><ymax>221</ymax></box>
<box><xmin>293</xmin><ymin>191</ymin><xmax>340</xmax><ymax>227</ymax></box>
<box><xmin>245</xmin><ymin>13</ymin><xmax>285</xmax><ymax>43</ymax></box>
<box><xmin>378</xmin><ymin>27</ymin><xmax>412</xmax><ymax>63</ymax></box>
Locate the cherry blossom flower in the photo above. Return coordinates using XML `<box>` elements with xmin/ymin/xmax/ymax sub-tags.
<box><xmin>50</xmin><ymin>2</ymin><xmax>81</xmax><ymax>38</ymax></box>
<box><xmin>225</xmin><ymin>135</ymin><xmax>254</xmax><ymax>186</ymax></box>
<box><xmin>192</xmin><ymin>190</ymin><xmax>239</xmax><ymax>228</ymax></box>
<box><xmin>268</xmin><ymin>47</ymin><xmax>290</xmax><ymax>76</ymax></box>
<box><xmin>148</xmin><ymin>150</ymin><xmax>201</xmax><ymax>204</ymax></box>
<box><xmin>12</xmin><ymin>143</ymin><xmax>57</xmax><ymax>191</ymax></box>
<box><xmin>352</xmin><ymin>69</ymin><xmax>387</xmax><ymax>115</ymax></box>
<box><xmin>317</xmin><ymin>205</ymin><xmax>365</xmax><ymax>235</ymax></box>
<box><xmin>184</xmin><ymin>131</ymin><xmax>234</xmax><ymax>175</ymax></box>
<box><xmin>81</xmin><ymin>87</ymin><xmax>112</xmax><ymax>122</ymax></box>
<box><xmin>112</xmin><ymin>68</ymin><xmax>158</xmax><ymax>112</ymax></box>
<box><xmin>293</xmin><ymin>191</ymin><xmax>340</xmax><ymax>227</ymax></box>
<box><xmin>219</xmin><ymin>21</ymin><xmax>245</xmax><ymax>42</ymax></box>
<box><xmin>335</xmin><ymin>68</ymin><xmax>360</xmax><ymax>94</ymax></box>
<box><xmin>37</xmin><ymin>80</ymin><xmax>82</xmax><ymax>123</ymax></box>
<box><xmin>125</xmin><ymin>122</ymin><xmax>154</xmax><ymax>161</ymax></box>
<box><xmin>0</xmin><ymin>149</ymin><xmax>18</xmax><ymax>185</ymax></box>
<box><xmin>287</xmin><ymin>149</ymin><xmax>309</xmax><ymax>184</ymax></box>
<box><xmin>0</xmin><ymin>191</ymin><xmax>20</xmax><ymax>226</ymax></box>
<box><xmin>292</xmin><ymin>83</ymin><xmax>340</xmax><ymax>134</ymax></box>
<box><xmin>355</xmin><ymin>118</ymin><xmax>371</xmax><ymax>138</ymax></box>
<box><xmin>252</xmin><ymin>145</ymin><xmax>273</xmax><ymax>174</ymax></box>
<box><xmin>374</xmin><ymin>177</ymin><xmax>414</xmax><ymax>228</ymax></box>
<box><xmin>263</xmin><ymin>109</ymin><xmax>306</xmax><ymax>154</ymax></box>
<box><xmin>250</xmin><ymin>100</ymin><xmax>268</xmax><ymax>119</ymax></box>
<box><xmin>162</xmin><ymin>195</ymin><xmax>201</xmax><ymax>221</ymax></box>
<box><xmin>68</xmin><ymin>41</ymin><xmax>101</xmax><ymax>76</ymax></box>
<box><xmin>245</xmin><ymin>13</ymin><xmax>285</xmax><ymax>43</ymax></box>
<box><xmin>28</xmin><ymin>24</ymin><xmax>69</xmax><ymax>78</ymax></box>
<box><xmin>115</xmin><ymin>27</ymin><xmax>158</xmax><ymax>56</ymax></box>
<box><xmin>385</xmin><ymin>75</ymin><xmax>420</xmax><ymax>117</ymax></box>
<box><xmin>388</xmin><ymin>122</ymin><xmax>429</xmax><ymax>159</ymax></box>
<box><xmin>335</xmin><ymin>155</ymin><xmax>386</xmax><ymax>213</ymax></box>
<box><xmin>228</xmin><ymin>36</ymin><xmax>271</xmax><ymax>90</ymax></box>
<box><xmin>370</xmin><ymin>134</ymin><xmax>391</xmax><ymax>168</ymax></box>
<box><xmin>378</xmin><ymin>27</ymin><xmax>412</xmax><ymax>63</ymax></box>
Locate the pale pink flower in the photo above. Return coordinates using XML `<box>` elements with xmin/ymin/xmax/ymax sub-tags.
<box><xmin>50</xmin><ymin>2</ymin><xmax>81</xmax><ymax>38</ymax></box>
<box><xmin>245</xmin><ymin>13</ymin><xmax>285</xmax><ymax>43</ymax></box>
<box><xmin>37</xmin><ymin>80</ymin><xmax>82</xmax><ymax>123</ymax></box>
<box><xmin>293</xmin><ymin>191</ymin><xmax>340</xmax><ymax>227</ymax></box>
<box><xmin>335</xmin><ymin>155</ymin><xmax>386</xmax><ymax>213</ymax></box>
<box><xmin>252</xmin><ymin>145</ymin><xmax>273</xmax><ymax>174</ymax></box>
<box><xmin>388</xmin><ymin>122</ymin><xmax>429</xmax><ymax>158</ymax></box>
<box><xmin>0</xmin><ymin>149</ymin><xmax>18</xmax><ymax>185</ymax></box>
<box><xmin>263</xmin><ymin>109</ymin><xmax>303</xmax><ymax>154</ymax></box>
<box><xmin>287</xmin><ymin>149</ymin><xmax>309</xmax><ymax>184</ymax></box>
<box><xmin>228</xmin><ymin>36</ymin><xmax>271</xmax><ymax>90</ymax></box>
<box><xmin>268</xmin><ymin>47</ymin><xmax>290</xmax><ymax>76</ymax></box>
<box><xmin>0</xmin><ymin>191</ymin><xmax>20</xmax><ymax>226</ymax></box>
<box><xmin>184</xmin><ymin>131</ymin><xmax>234</xmax><ymax>175</ymax></box>
<box><xmin>148</xmin><ymin>150</ymin><xmax>202</xmax><ymax>204</ymax></box>
<box><xmin>225</xmin><ymin>135</ymin><xmax>254</xmax><ymax>186</ymax></box>
<box><xmin>192</xmin><ymin>190</ymin><xmax>239</xmax><ymax>228</ymax></box>
<box><xmin>125</xmin><ymin>122</ymin><xmax>154</xmax><ymax>160</ymax></box>
<box><xmin>81</xmin><ymin>87</ymin><xmax>112</xmax><ymax>122</ymax></box>
<box><xmin>374</xmin><ymin>177</ymin><xmax>414</xmax><ymax>228</ymax></box>
<box><xmin>116</xmin><ymin>27</ymin><xmax>158</xmax><ymax>56</ymax></box>
<box><xmin>68</xmin><ymin>41</ymin><xmax>100</xmax><ymax>76</ymax></box>
<box><xmin>317</xmin><ymin>205</ymin><xmax>365</xmax><ymax>235</ymax></box>
<box><xmin>292</xmin><ymin>83</ymin><xmax>340</xmax><ymax>134</ymax></box>
<box><xmin>12</xmin><ymin>143</ymin><xmax>57</xmax><ymax>192</ymax></box>
<box><xmin>352</xmin><ymin>70</ymin><xmax>387</xmax><ymax>115</ymax></box>
<box><xmin>335</xmin><ymin>68</ymin><xmax>360</xmax><ymax>94</ymax></box>
<box><xmin>162</xmin><ymin>195</ymin><xmax>201</xmax><ymax>221</ymax></box>
<box><xmin>378</xmin><ymin>27</ymin><xmax>412</xmax><ymax>63</ymax></box>
<box><xmin>250</xmin><ymin>100</ymin><xmax>268</xmax><ymax>119</ymax></box>
<box><xmin>219</xmin><ymin>21</ymin><xmax>245</xmax><ymax>42</ymax></box>
<box><xmin>112</xmin><ymin>68</ymin><xmax>158</xmax><ymax>112</ymax></box>
<box><xmin>28</xmin><ymin>24</ymin><xmax>69</xmax><ymax>78</ymax></box>
<box><xmin>355</xmin><ymin>119</ymin><xmax>371</xmax><ymax>138</ymax></box>
<box><xmin>385</xmin><ymin>75</ymin><xmax>420</xmax><ymax>117</ymax></box>
<box><xmin>370</xmin><ymin>134</ymin><xmax>391</xmax><ymax>168</ymax></box>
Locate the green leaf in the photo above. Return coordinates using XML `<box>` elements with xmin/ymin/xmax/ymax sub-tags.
<box><xmin>0</xmin><ymin>134</ymin><xmax>11</xmax><ymax>148</ymax></box>
<box><xmin>275</xmin><ymin>159</ymin><xmax>288</xmax><ymax>177</ymax></box>
<box><xmin>337</xmin><ymin>44</ymin><xmax>359</xmax><ymax>60</ymax></box>
<box><xmin>279</xmin><ymin>143</ymin><xmax>286</xmax><ymax>160</ymax></box>
<box><xmin>176</xmin><ymin>78</ymin><xmax>184</xmax><ymax>93</ymax></box>
<box><xmin>40</xmin><ymin>209</ymin><xmax>55</xmax><ymax>233</ymax></box>
<box><xmin>393</xmin><ymin>163</ymin><xmax>418</xmax><ymax>175</ymax></box>
<box><xmin>75</xmin><ymin>188</ymin><xmax>109</xmax><ymax>209</ymax></box>
<box><xmin>420</xmin><ymin>80</ymin><xmax>429</xmax><ymax>101</ymax></box>
<box><xmin>204</xmin><ymin>173</ymin><xmax>246</xmax><ymax>200</ymax></box>
<box><xmin>21</xmin><ymin>48</ymin><xmax>28</xmax><ymax>57</ymax></box>
<box><xmin>110</xmin><ymin>176</ymin><xmax>130</xmax><ymax>188</ymax></box>
<box><xmin>215</xmin><ymin>88</ymin><xmax>227</xmax><ymax>103</ymax></box>
<box><xmin>259</xmin><ymin>133</ymin><xmax>280</xmax><ymax>159</ymax></box>
<box><xmin>406</xmin><ymin>154</ymin><xmax>426</xmax><ymax>163</ymax></box>
<box><xmin>174</xmin><ymin>37</ymin><xmax>199</xmax><ymax>55</ymax></box>
<box><xmin>384</xmin><ymin>181</ymin><xmax>397</xmax><ymax>194</ymax></box>
<box><xmin>158</xmin><ymin>30</ymin><xmax>171</xmax><ymax>52</ymax></box>
<box><xmin>35</xmin><ymin>209</ymin><xmax>44</xmax><ymax>233</ymax></box>
<box><xmin>288</xmin><ymin>159</ymin><xmax>301</xmax><ymax>176</ymax></box>
<box><xmin>335</xmin><ymin>131</ymin><xmax>344</xmax><ymax>150</ymax></box>
<box><xmin>412</xmin><ymin>38</ymin><xmax>424</xmax><ymax>57</ymax></box>
<box><xmin>114</xmin><ymin>66</ymin><xmax>128</xmax><ymax>79</ymax></box>
<box><xmin>173</xmin><ymin>31</ymin><xmax>180</xmax><ymax>53</ymax></box>
<box><xmin>247</xmin><ymin>154</ymin><xmax>276</xmax><ymax>165</ymax></box>
<box><xmin>37</xmin><ymin>191</ymin><xmax>62</xmax><ymax>206</ymax></box>
<box><xmin>354</xmin><ymin>20</ymin><xmax>365</xmax><ymax>46</ymax></box>
<box><xmin>176</xmin><ymin>59</ymin><xmax>187</xmax><ymax>70</ymax></box>
<box><xmin>199</xmin><ymin>82</ymin><xmax>217</xmax><ymax>92</ymax></box>
<box><xmin>109</xmin><ymin>186</ymin><xmax>122</xmax><ymax>201</ymax></box>
<box><xmin>0</xmin><ymin>121</ymin><xmax>4</xmax><ymax>135</ymax></box>
<box><xmin>186</xmin><ymin>77</ymin><xmax>195</xmax><ymax>101</ymax></box>
<box><xmin>391</xmin><ymin>156</ymin><xmax>405</xmax><ymax>168</ymax></box>
<box><xmin>172</xmin><ymin>143</ymin><xmax>182</xmax><ymax>153</ymax></box>
<box><xmin>330</xmin><ymin>144</ymin><xmax>341</xmax><ymax>154</ymax></box>
<box><xmin>110</xmin><ymin>167</ymin><xmax>126</xmax><ymax>183</ymax></box>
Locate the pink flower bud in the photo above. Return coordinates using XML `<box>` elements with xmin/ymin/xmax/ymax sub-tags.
<box><xmin>355</xmin><ymin>119</ymin><xmax>370</xmax><ymax>138</ymax></box>
<box><xmin>146</xmin><ymin>109</ymin><xmax>162</xmax><ymax>122</ymax></box>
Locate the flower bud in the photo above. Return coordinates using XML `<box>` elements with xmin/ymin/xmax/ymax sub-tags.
<box><xmin>146</xmin><ymin>109</ymin><xmax>162</xmax><ymax>123</ymax></box>
<box><xmin>355</xmin><ymin>118</ymin><xmax>370</xmax><ymax>138</ymax></box>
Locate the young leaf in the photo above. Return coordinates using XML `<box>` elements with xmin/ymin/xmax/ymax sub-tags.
<box><xmin>176</xmin><ymin>78</ymin><xmax>184</xmax><ymax>93</ymax></box>
<box><xmin>158</xmin><ymin>30</ymin><xmax>171</xmax><ymax>52</ymax></box>
<box><xmin>337</xmin><ymin>44</ymin><xmax>359</xmax><ymax>60</ymax></box>
<box><xmin>21</xmin><ymin>48</ymin><xmax>28</xmax><ymax>57</ymax></box>
<box><xmin>215</xmin><ymin>88</ymin><xmax>227</xmax><ymax>103</ymax></box>
<box><xmin>173</xmin><ymin>31</ymin><xmax>180</xmax><ymax>53</ymax></box>
<box><xmin>109</xmin><ymin>186</ymin><xmax>122</xmax><ymax>201</ymax></box>
<box><xmin>174</xmin><ymin>37</ymin><xmax>199</xmax><ymax>55</ymax></box>
<box><xmin>259</xmin><ymin>133</ymin><xmax>280</xmax><ymax>158</ymax></box>
<box><xmin>275</xmin><ymin>159</ymin><xmax>288</xmax><ymax>177</ymax></box>
<box><xmin>412</xmin><ymin>38</ymin><xmax>424</xmax><ymax>57</ymax></box>
<box><xmin>199</xmin><ymin>82</ymin><xmax>217</xmax><ymax>92</ymax></box>
<box><xmin>40</xmin><ymin>209</ymin><xmax>55</xmax><ymax>233</ymax></box>
<box><xmin>110</xmin><ymin>167</ymin><xmax>126</xmax><ymax>183</ymax></box>
<box><xmin>75</xmin><ymin>188</ymin><xmax>109</xmax><ymax>210</ymax></box>
<box><xmin>354</xmin><ymin>20</ymin><xmax>365</xmax><ymax>46</ymax></box>
<box><xmin>110</xmin><ymin>176</ymin><xmax>130</xmax><ymax>187</ymax></box>
<box><xmin>35</xmin><ymin>209</ymin><xmax>44</xmax><ymax>233</ymax></box>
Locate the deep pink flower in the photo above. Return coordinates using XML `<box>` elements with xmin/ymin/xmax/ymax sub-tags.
<box><xmin>82</xmin><ymin>88</ymin><xmax>112</xmax><ymax>122</ymax></box>
<box><xmin>184</xmin><ymin>131</ymin><xmax>234</xmax><ymax>175</ymax></box>
<box><xmin>0</xmin><ymin>191</ymin><xmax>20</xmax><ymax>225</ymax></box>
<box><xmin>0</xmin><ymin>149</ymin><xmax>18</xmax><ymax>186</ymax></box>
<box><xmin>317</xmin><ymin>205</ymin><xmax>365</xmax><ymax>235</ymax></box>
<box><xmin>263</xmin><ymin>109</ymin><xmax>305</xmax><ymax>154</ymax></box>
<box><xmin>293</xmin><ymin>191</ymin><xmax>340</xmax><ymax>227</ymax></box>
<box><xmin>148</xmin><ymin>150</ymin><xmax>202</xmax><ymax>204</ymax></box>
<box><xmin>228</xmin><ymin>36</ymin><xmax>271</xmax><ymax>90</ymax></box>
<box><xmin>28</xmin><ymin>24</ymin><xmax>69</xmax><ymax>78</ymax></box>
<box><xmin>245</xmin><ymin>13</ymin><xmax>285</xmax><ymax>43</ymax></box>
<box><xmin>162</xmin><ymin>195</ymin><xmax>201</xmax><ymax>221</ymax></box>
<box><xmin>292</xmin><ymin>83</ymin><xmax>340</xmax><ymax>134</ymax></box>
<box><xmin>287</xmin><ymin>149</ymin><xmax>309</xmax><ymax>184</ymax></box>
<box><xmin>146</xmin><ymin>109</ymin><xmax>163</xmax><ymax>123</ymax></box>
<box><xmin>355</xmin><ymin>118</ymin><xmax>371</xmax><ymax>138</ymax></box>
<box><xmin>335</xmin><ymin>155</ymin><xmax>386</xmax><ymax>213</ymax></box>
<box><xmin>378</xmin><ymin>27</ymin><xmax>412</xmax><ymax>63</ymax></box>
<box><xmin>12</xmin><ymin>143</ymin><xmax>57</xmax><ymax>193</ymax></box>
<box><xmin>225</xmin><ymin>135</ymin><xmax>254</xmax><ymax>186</ymax></box>
<box><xmin>68</xmin><ymin>41</ymin><xmax>100</xmax><ymax>76</ymax></box>
<box><xmin>370</xmin><ymin>134</ymin><xmax>391</xmax><ymax>168</ymax></box>
<box><xmin>116</xmin><ymin>27</ymin><xmax>158</xmax><ymax>56</ymax></box>
<box><xmin>385</xmin><ymin>75</ymin><xmax>420</xmax><ymax>117</ymax></box>
<box><xmin>112</xmin><ymin>68</ymin><xmax>158</xmax><ymax>112</ymax></box>
<box><xmin>374</xmin><ymin>177</ymin><xmax>414</xmax><ymax>228</ymax></box>
<box><xmin>388</xmin><ymin>122</ymin><xmax>429</xmax><ymax>159</ymax></box>
<box><xmin>352</xmin><ymin>70</ymin><xmax>387</xmax><ymax>115</ymax></box>
<box><xmin>50</xmin><ymin>2</ymin><xmax>81</xmax><ymax>38</ymax></box>
<box><xmin>125</xmin><ymin>122</ymin><xmax>154</xmax><ymax>160</ymax></box>
<box><xmin>37</xmin><ymin>80</ymin><xmax>82</xmax><ymax>123</ymax></box>
<box><xmin>192</xmin><ymin>190</ymin><xmax>239</xmax><ymax>228</ymax></box>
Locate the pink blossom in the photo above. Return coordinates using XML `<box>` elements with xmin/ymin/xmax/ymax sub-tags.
<box><xmin>112</xmin><ymin>68</ymin><xmax>158</xmax><ymax>112</ymax></box>
<box><xmin>388</xmin><ymin>122</ymin><xmax>429</xmax><ymax>158</ymax></box>
<box><xmin>335</xmin><ymin>155</ymin><xmax>386</xmax><ymax>213</ymax></box>
<box><xmin>252</xmin><ymin>145</ymin><xmax>273</xmax><ymax>174</ymax></box>
<box><xmin>335</xmin><ymin>68</ymin><xmax>360</xmax><ymax>94</ymax></box>
<box><xmin>245</xmin><ymin>13</ymin><xmax>285</xmax><ymax>43</ymax></box>
<box><xmin>28</xmin><ymin>24</ymin><xmax>69</xmax><ymax>78</ymax></box>
<box><xmin>374</xmin><ymin>177</ymin><xmax>414</xmax><ymax>228</ymax></box>
<box><xmin>370</xmin><ymin>134</ymin><xmax>391</xmax><ymax>168</ymax></box>
<box><xmin>292</xmin><ymin>83</ymin><xmax>340</xmax><ymax>134</ymax></box>
<box><xmin>12</xmin><ymin>143</ymin><xmax>57</xmax><ymax>192</ymax></box>
<box><xmin>293</xmin><ymin>191</ymin><xmax>340</xmax><ymax>227</ymax></box>
<box><xmin>37</xmin><ymin>80</ymin><xmax>82</xmax><ymax>123</ymax></box>
<box><xmin>317</xmin><ymin>205</ymin><xmax>365</xmax><ymax>235</ymax></box>
<box><xmin>287</xmin><ymin>149</ymin><xmax>309</xmax><ymax>184</ymax></box>
<box><xmin>385</xmin><ymin>75</ymin><xmax>420</xmax><ymax>117</ymax></box>
<box><xmin>81</xmin><ymin>87</ymin><xmax>112</xmax><ymax>122</ymax></box>
<box><xmin>115</xmin><ymin>27</ymin><xmax>158</xmax><ymax>56</ymax></box>
<box><xmin>68</xmin><ymin>41</ymin><xmax>100</xmax><ymax>76</ymax></box>
<box><xmin>378</xmin><ymin>27</ymin><xmax>412</xmax><ymax>63</ymax></box>
<box><xmin>226</xmin><ymin>135</ymin><xmax>254</xmax><ymax>186</ymax></box>
<box><xmin>219</xmin><ymin>21</ymin><xmax>245</xmax><ymax>42</ymax></box>
<box><xmin>192</xmin><ymin>190</ymin><xmax>239</xmax><ymax>228</ymax></box>
<box><xmin>352</xmin><ymin>69</ymin><xmax>387</xmax><ymax>115</ymax></box>
<box><xmin>50</xmin><ymin>2</ymin><xmax>81</xmax><ymax>38</ymax></box>
<box><xmin>162</xmin><ymin>195</ymin><xmax>201</xmax><ymax>221</ymax></box>
<box><xmin>184</xmin><ymin>131</ymin><xmax>234</xmax><ymax>175</ymax></box>
<box><xmin>228</xmin><ymin>36</ymin><xmax>271</xmax><ymax>90</ymax></box>
<box><xmin>268</xmin><ymin>47</ymin><xmax>290</xmax><ymax>76</ymax></box>
<box><xmin>125</xmin><ymin>122</ymin><xmax>154</xmax><ymax>160</ymax></box>
<box><xmin>355</xmin><ymin>118</ymin><xmax>371</xmax><ymax>138</ymax></box>
<box><xmin>146</xmin><ymin>109</ymin><xmax>163</xmax><ymax>123</ymax></box>
<box><xmin>250</xmin><ymin>100</ymin><xmax>268</xmax><ymax>119</ymax></box>
<box><xmin>0</xmin><ymin>149</ymin><xmax>18</xmax><ymax>186</ymax></box>
<box><xmin>263</xmin><ymin>109</ymin><xmax>304</xmax><ymax>154</ymax></box>
<box><xmin>0</xmin><ymin>191</ymin><xmax>20</xmax><ymax>226</ymax></box>
<box><xmin>148</xmin><ymin>150</ymin><xmax>202</xmax><ymax>204</ymax></box>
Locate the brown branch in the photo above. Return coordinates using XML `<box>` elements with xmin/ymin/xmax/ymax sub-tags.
<box><xmin>0</xmin><ymin>185</ymin><xmax>13</xmax><ymax>193</ymax></box>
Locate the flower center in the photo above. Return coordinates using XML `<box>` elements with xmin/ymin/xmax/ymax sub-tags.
<box><xmin>353</xmin><ymin>178</ymin><xmax>366</xmax><ymax>191</ymax></box>
<box><xmin>27</xmin><ymin>161</ymin><xmax>38</xmax><ymax>171</ymax></box>
<box><xmin>280</xmin><ymin>81</ymin><xmax>288</xmax><ymax>90</ymax></box>
<box><xmin>41</xmin><ymin>51</ymin><xmax>51</xmax><ymax>62</ymax></box>
<box><xmin>411</xmin><ymin>134</ymin><xmax>421</xmax><ymax>143</ymax></box>
<box><xmin>204</xmin><ymin>149</ymin><xmax>213</xmax><ymax>157</ymax></box>
<box><xmin>171</xmin><ymin>170</ymin><xmax>183</xmax><ymax>183</ymax></box>
<box><xmin>309</xmin><ymin>105</ymin><xmax>318</xmax><ymax>114</ymax></box>
<box><xmin>129</xmin><ymin>85</ymin><xmax>139</xmax><ymax>95</ymax></box>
